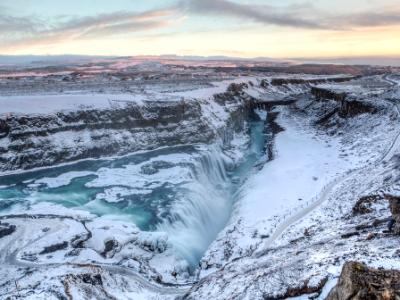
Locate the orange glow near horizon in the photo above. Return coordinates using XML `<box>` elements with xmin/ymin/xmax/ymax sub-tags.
<box><xmin>0</xmin><ymin>0</ymin><xmax>400</xmax><ymax>62</ymax></box>
<box><xmin>3</xmin><ymin>25</ymin><xmax>399</xmax><ymax>60</ymax></box>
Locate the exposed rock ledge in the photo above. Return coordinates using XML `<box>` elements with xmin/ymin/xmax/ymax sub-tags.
<box><xmin>311</xmin><ymin>86</ymin><xmax>376</xmax><ymax>118</ymax></box>
<box><xmin>0</xmin><ymin>87</ymin><xmax>251</xmax><ymax>172</ymax></box>
<box><xmin>271</xmin><ymin>76</ymin><xmax>360</xmax><ymax>86</ymax></box>
<box><xmin>327</xmin><ymin>262</ymin><xmax>400</xmax><ymax>300</ymax></box>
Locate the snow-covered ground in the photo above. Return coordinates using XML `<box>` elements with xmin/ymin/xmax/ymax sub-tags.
<box><xmin>0</xmin><ymin>69</ymin><xmax>399</xmax><ymax>299</ymax></box>
<box><xmin>314</xmin><ymin>75</ymin><xmax>391</xmax><ymax>98</ymax></box>
<box><xmin>0</xmin><ymin>93</ymin><xmax>143</xmax><ymax>115</ymax></box>
<box><xmin>200</xmin><ymin>92</ymin><xmax>392</xmax><ymax>273</ymax></box>
<box><xmin>233</xmin><ymin>114</ymin><xmax>360</xmax><ymax>242</ymax></box>
<box><xmin>0</xmin><ymin>77</ymin><xmax>254</xmax><ymax>116</ymax></box>
<box><xmin>184</xmin><ymin>74</ymin><xmax>400</xmax><ymax>299</ymax></box>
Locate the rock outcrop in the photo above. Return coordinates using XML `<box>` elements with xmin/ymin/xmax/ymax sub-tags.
<box><xmin>352</xmin><ymin>195</ymin><xmax>383</xmax><ymax>215</ymax></box>
<box><xmin>269</xmin><ymin>277</ymin><xmax>328</xmax><ymax>299</ymax></box>
<box><xmin>0</xmin><ymin>222</ymin><xmax>16</xmax><ymax>239</ymax></box>
<box><xmin>327</xmin><ymin>262</ymin><xmax>400</xmax><ymax>300</ymax></box>
<box><xmin>271</xmin><ymin>76</ymin><xmax>359</xmax><ymax>87</ymax></box>
<box><xmin>227</xmin><ymin>82</ymin><xmax>249</xmax><ymax>94</ymax></box>
<box><xmin>311</xmin><ymin>87</ymin><xmax>376</xmax><ymax>118</ymax></box>
<box><xmin>311</xmin><ymin>87</ymin><xmax>347</xmax><ymax>102</ymax></box>
<box><xmin>0</xmin><ymin>119</ymin><xmax>9</xmax><ymax>138</ymax></box>
<box><xmin>0</xmin><ymin>94</ymin><xmax>251</xmax><ymax>172</ymax></box>
<box><xmin>385</xmin><ymin>194</ymin><xmax>400</xmax><ymax>234</ymax></box>
<box><xmin>339</xmin><ymin>99</ymin><xmax>376</xmax><ymax>118</ymax></box>
<box><xmin>265</xmin><ymin>111</ymin><xmax>285</xmax><ymax>161</ymax></box>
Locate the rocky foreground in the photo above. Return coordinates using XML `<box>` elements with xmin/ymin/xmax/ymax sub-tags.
<box><xmin>327</xmin><ymin>261</ymin><xmax>400</xmax><ymax>300</ymax></box>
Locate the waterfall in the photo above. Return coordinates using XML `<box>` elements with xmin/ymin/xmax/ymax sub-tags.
<box><xmin>156</xmin><ymin>114</ymin><xmax>267</xmax><ymax>267</ymax></box>
<box><xmin>0</xmin><ymin>111</ymin><xmax>267</xmax><ymax>270</ymax></box>
<box><xmin>156</xmin><ymin>146</ymin><xmax>234</xmax><ymax>267</ymax></box>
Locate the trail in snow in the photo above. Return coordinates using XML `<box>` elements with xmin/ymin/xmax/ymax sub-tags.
<box><xmin>255</xmin><ymin>74</ymin><xmax>400</xmax><ymax>256</ymax></box>
<box><xmin>3</xmin><ymin>75</ymin><xmax>400</xmax><ymax>297</ymax></box>
<box><xmin>1</xmin><ymin>215</ymin><xmax>191</xmax><ymax>296</ymax></box>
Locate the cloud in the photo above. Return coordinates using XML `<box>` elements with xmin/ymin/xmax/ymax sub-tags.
<box><xmin>51</xmin><ymin>9</ymin><xmax>180</xmax><ymax>38</ymax></box>
<box><xmin>180</xmin><ymin>0</ymin><xmax>400</xmax><ymax>31</ymax></box>
<box><xmin>0</xmin><ymin>7</ymin><xmax>182</xmax><ymax>49</ymax></box>
<box><xmin>180</xmin><ymin>0</ymin><xmax>323</xmax><ymax>29</ymax></box>
<box><xmin>333</xmin><ymin>10</ymin><xmax>400</xmax><ymax>29</ymax></box>
<box><xmin>0</xmin><ymin>14</ymin><xmax>42</xmax><ymax>36</ymax></box>
<box><xmin>1</xmin><ymin>0</ymin><xmax>400</xmax><ymax>53</ymax></box>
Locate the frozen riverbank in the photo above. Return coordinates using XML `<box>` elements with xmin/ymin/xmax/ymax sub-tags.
<box><xmin>1</xmin><ymin>72</ymin><xmax>399</xmax><ymax>299</ymax></box>
<box><xmin>185</xmin><ymin>74</ymin><xmax>400</xmax><ymax>299</ymax></box>
<box><xmin>0</xmin><ymin>75</ymin><xmax>277</xmax><ymax>300</ymax></box>
<box><xmin>199</xmin><ymin>104</ymin><xmax>373</xmax><ymax>274</ymax></box>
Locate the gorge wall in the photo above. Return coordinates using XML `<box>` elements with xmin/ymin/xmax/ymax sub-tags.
<box><xmin>0</xmin><ymin>87</ymin><xmax>252</xmax><ymax>172</ymax></box>
<box><xmin>311</xmin><ymin>86</ymin><xmax>376</xmax><ymax>118</ymax></box>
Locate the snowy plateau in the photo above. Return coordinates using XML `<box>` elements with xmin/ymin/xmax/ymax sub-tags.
<box><xmin>0</xmin><ymin>58</ymin><xmax>400</xmax><ymax>300</ymax></box>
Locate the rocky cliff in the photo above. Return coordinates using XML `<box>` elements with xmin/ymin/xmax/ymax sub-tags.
<box><xmin>271</xmin><ymin>76</ymin><xmax>360</xmax><ymax>87</ymax></box>
<box><xmin>311</xmin><ymin>87</ymin><xmax>347</xmax><ymax>102</ymax></box>
<box><xmin>0</xmin><ymin>89</ymin><xmax>252</xmax><ymax>172</ymax></box>
<box><xmin>385</xmin><ymin>194</ymin><xmax>400</xmax><ymax>234</ymax></box>
<box><xmin>311</xmin><ymin>86</ymin><xmax>376</xmax><ymax>118</ymax></box>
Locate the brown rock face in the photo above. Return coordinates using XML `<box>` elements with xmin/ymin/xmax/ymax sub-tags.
<box><xmin>326</xmin><ymin>262</ymin><xmax>400</xmax><ymax>300</ymax></box>
<box><xmin>311</xmin><ymin>87</ymin><xmax>376</xmax><ymax>118</ymax></box>
<box><xmin>352</xmin><ymin>195</ymin><xmax>382</xmax><ymax>215</ymax></box>
<box><xmin>387</xmin><ymin>195</ymin><xmax>400</xmax><ymax>216</ymax></box>
<box><xmin>227</xmin><ymin>82</ymin><xmax>249</xmax><ymax>94</ymax></box>
<box><xmin>385</xmin><ymin>194</ymin><xmax>400</xmax><ymax>234</ymax></box>
<box><xmin>311</xmin><ymin>87</ymin><xmax>347</xmax><ymax>102</ymax></box>
<box><xmin>339</xmin><ymin>100</ymin><xmax>376</xmax><ymax>118</ymax></box>
<box><xmin>270</xmin><ymin>76</ymin><xmax>359</xmax><ymax>86</ymax></box>
<box><xmin>0</xmin><ymin>119</ymin><xmax>9</xmax><ymax>138</ymax></box>
<box><xmin>0</xmin><ymin>96</ymin><xmax>250</xmax><ymax>171</ymax></box>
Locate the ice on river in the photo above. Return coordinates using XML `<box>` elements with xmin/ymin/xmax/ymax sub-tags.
<box><xmin>0</xmin><ymin>118</ymin><xmax>266</xmax><ymax>268</ymax></box>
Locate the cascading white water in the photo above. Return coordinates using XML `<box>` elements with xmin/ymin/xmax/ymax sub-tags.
<box><xmin>0</xmin><ymin>112</ymin><xmax>267</xmax><ymax>270</ymax></box>
<box><xmin>156</xmin><ymin>146</ymin><xmax>235</xmax><ymax>266</ymax></box>
<box><xmin>156</xmin><ymin>113</ymin><xmax>267</xmax><ymax>267</ymax></box>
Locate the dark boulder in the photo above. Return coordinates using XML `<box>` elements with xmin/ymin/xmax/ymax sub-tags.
<box><xmin>79</xmin><ymin>273</ymin><xmax>103</xmax><ymax>286</ymax></box>
<box><xmin>385</xmin><ymin>194</ymin><xmax>400</xmax><ymax>234</ymax></box>
<box><xmin>327</xmin><ymin>261</ymin><xmax>400</xmax><ymax>300</ymax></box>
<box><xmin>227</xmin><ymin>82</ymin><xmax>249</xmax><ymax>94</ymax></box>
<box><xmin>39</xmin><ymin>241</ymin><xmax>69</xmax><ymax>254</ymax></box>
<box><xmin>0</xmin><ymin>222</ymin><xmax>16</xmax><ymax>238</ymax></box>
<box><xmin>101</xmin><ymin>239</ymin><xmax>119</xmax><ymax>258</ymax></box>
<box><xmin>0</xmin><ymin>119</ymin><xmax>10</xmax><ymax>138</ymax></box>
<box><xmin>260</xmin><ymin>79</ymin><xmax>269</xmax><ymax>88</ymax></box>
<box><xmin>140</xmin><ymin>160</ymin><xmax>175</xmax><ymax>175</ymax></box>
<box><xmin>353</xmin><ymin>195</ymin><xmax>383</xmax><ymax>215</ymax></box>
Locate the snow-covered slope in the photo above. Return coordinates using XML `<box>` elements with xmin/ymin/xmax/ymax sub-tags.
<box><xmin>1</xmin><ymin>71</ymin><xmax>399</xmax><ymax>300</ymax></box>
<box><xmin>0</xmin><ymin>78</ymin><xmax>258</xmax><ymax>172</ymax></box>
<box><xmin>184</xmin><ymin>74</ymin><xmax>400</xmax><ymax>299</ymax></box>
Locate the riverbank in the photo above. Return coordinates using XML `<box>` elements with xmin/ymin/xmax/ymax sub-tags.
<box><xmin>185</xmin><ymin>75</ymin><xmax>400</xmax><ymax>299</ymax></box>
<box><xmin>199</xmin><ymin>103</ymin><xmax>377</xmax><ymax>275</ymax></box>
<box><xmin>1</xmin><ymin>73</ymin><xmax>399</xmax><ymax>299</ymax></box>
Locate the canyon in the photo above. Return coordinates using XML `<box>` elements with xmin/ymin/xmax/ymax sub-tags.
<box><xmin>0</xmin><ymin>59</ymin><xmax>399</xmax><ymax>299</ymax></box>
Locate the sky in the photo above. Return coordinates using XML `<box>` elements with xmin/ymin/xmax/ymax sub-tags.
<box><xmin>0</xmin><ymin>0</ymin><xmax>399</xmax><ymax>59</ymax></box>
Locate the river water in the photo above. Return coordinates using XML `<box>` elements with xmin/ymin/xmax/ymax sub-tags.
<box><xmin>0</xmin><ymin>112</ymin><xmax>267</xmax><ymax>266</ymax></box>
